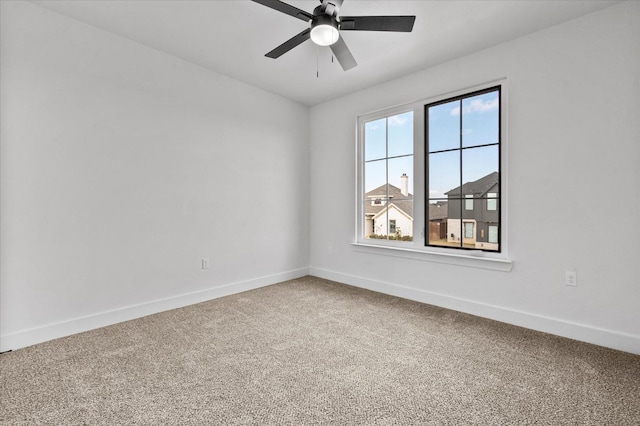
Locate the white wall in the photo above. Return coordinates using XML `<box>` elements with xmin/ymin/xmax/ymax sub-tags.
<box><xmin>309</xmin><ymin>2</ymin><xmax>640</xmax><ymax>354</ymax></box>
<box><xmin>2</xmin><ymin>1</ymin><xmax>638</xmax><ymax>355</ymax></box>
<box><xmin>0</xmin><ymin>1</ymin><xmax>309</xmax><ymax>351</ymax></box>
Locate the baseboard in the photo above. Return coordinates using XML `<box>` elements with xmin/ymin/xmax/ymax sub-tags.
<box><xmin>309</xmin><ymin>266</ymin><xmax>640</xmax><ymax>355</ymax></box>
<box><xmin>1</xmin><ymin>268</ymin><xmax>309</xmax><ymax>352</ymax></box>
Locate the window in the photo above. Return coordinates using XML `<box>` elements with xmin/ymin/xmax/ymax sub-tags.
<box><xmin>464</xmin><ymin>222</ymin><xmax>474</xmax><ymax>239</ymax></box>
<box><xmin>357</xmin><ymin>82</ymin><xmax>506</xmax><ymax>265</ymax></box>
<box><xmin>362</xmin><ymin>111</ymin><xmax>414</xmax><ymax>241</ymax></box>
<box><xmin>465</xmin><ymin>195</ymin><xmax>474</xmax><ymax>210</ymax></box>
<box><xmin>488</xmin><ymin>225</ymin><xmax>499</xmax><ymax>244</ymax></box>
<box><xmin>487</xmin><ymin>193</ymin><xmax>497</xmax><ymax>211</ymax></box>
<box><xmin>426</xmin><ymin>86</ymin><xmax>501</xmax><ymax>252</ymax></box>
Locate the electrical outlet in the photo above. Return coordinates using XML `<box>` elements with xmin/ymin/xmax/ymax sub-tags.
<box><xmin>202</xmin><ymin>258</ymin><xmax>210</xmax><ymax>269</ymax></box>
<box><xmin>565</xmin><ymin>271</ymin><xmax>577</xmax><ymax>286</ymax></box>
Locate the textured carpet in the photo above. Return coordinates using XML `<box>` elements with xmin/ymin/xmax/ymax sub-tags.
<box><xmin>1</xmin><ymin>276</ymin><xmax>639</xmax><ymax>425</ymax></box>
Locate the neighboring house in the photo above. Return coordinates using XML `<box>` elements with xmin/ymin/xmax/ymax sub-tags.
<box><xmin>365</xmin><ymin>174</ymin><xmax>413</xmax><ymax>239</ymax></box>
<box><xmin>428</xmin><ymin>201</ymin><xmax>448</xmax><ymax>241</ymax></box>
<box><xmin>445</xmin><ymin>171</ymin><xmax>499</xmax><ymax>250</ymax></box>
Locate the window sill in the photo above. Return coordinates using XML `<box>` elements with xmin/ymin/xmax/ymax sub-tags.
<box><xmin>351</xmin><ymin>242</ymin><xmax>513</xmax><ymax>272</ymax></box>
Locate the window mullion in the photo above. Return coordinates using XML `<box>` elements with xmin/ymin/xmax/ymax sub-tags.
<box><xmin>458</xmin><ymin>99</ymin><xmax>463</xmax><ymax>249</ymax></box>
<box><xmin>384</xmin><ymin>118</ymin><xmax>388</xmax><ymax>240</ymax></box>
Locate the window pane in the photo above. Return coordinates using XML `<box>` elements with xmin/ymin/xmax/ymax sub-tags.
<box><xmin>388</xmin><ymin>156</ymin><xmax>413</xmax><ymax>197</ymax></box>
<box><xmin>365</xmin><ymin>159</ymin><xmax>386</xmax><ymax>193</ymax></box>
<box><xmin>388</xmin><ymin>156</ymin><xmax>413</xmax><ymax>240</ymax></box>
<box><xmin>428</xmin><ymin>100</ymin><xmax>460</xmax><ymax>152</ymax></box>
<box><xmin>427</xmin><ymin>200</ymin><xmax>449</xmax><ymax>247</ymax></box>
<box><xmin>462</xmin><ymin>145</ymin><xmax>499</xmax><ymax>185</ymax></box>
<box><xmin>487</xmin><ymin>193</ymin><xmax>497</xmax><ymax>211</ymax></box>
<box><xmin>429</xmin><ymin>150</ymin><xmax>460</xmax><ymax>200</ymax></box>
<box><xmin>364</xmin><ymin>118</ymin><xmax>387</xmax><ymax>161</ymax></box>
<box><xmin>388</xmin><ymin>111</ymin><xmax>413</xmax><ymax>158</ymax></box>
<box><xmin>462</xmin><ymin>90</ymin><xmax>499</xmax><ymax>148</ymax></box>
<box><xmin>464</xmin><ymin>222</ymin><xmax>474</xmax><ymax>238</ymax></box>
<box><xmin>465</xmin><ymin>195</ymin><xmax>473</xmax><ymax>210</ymax></box>
<box><xmin>365</xmin><ymin>204</ymin><xmax>388</xmax><ymax>240</ymax></box>
<box><xmin>488</xmin><ymin>225</ymin><xmax>499</xmax><ymax>243</ymax></box>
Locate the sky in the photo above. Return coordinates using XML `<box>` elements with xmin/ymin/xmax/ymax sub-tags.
<box><xmin>365</xmin><ymin>111</ymin><xmax>413</xmax><ymax>193</ymax></box>
<box><xmin>364</xmin><ymin>90</ymin><xmax>499</xmax><ymax>200</ymax></box>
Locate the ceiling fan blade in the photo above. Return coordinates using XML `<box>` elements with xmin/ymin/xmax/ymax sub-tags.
<box><xmin>251</xmin><ymin>0</ymin><xmax>313</xmax><ymax>22</ymax></box>
<box><xmin>340</xmin><ymin>16</ymin><xmax>416</xmax><ymax>32</ymax></box>
<box><xmin>265</xmin><ymin>28</ymin><xmax>311</xmax><ymax>59</ymax></box>
<box><xmin>330</xmin><ymin>35</ymin><xmax>357</xmax><ymax>71</ymax></box>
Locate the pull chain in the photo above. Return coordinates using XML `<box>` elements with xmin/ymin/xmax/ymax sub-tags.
<box><xmin>316</xmin><ymin>48</ymin><xmax>335</xmax><ymax>78</ymax></box>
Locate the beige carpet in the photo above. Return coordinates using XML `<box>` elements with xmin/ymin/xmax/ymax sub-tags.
<box><xmin>1</xmin><ymin>276</ymin><xmax>639</xmax><ymax>425</ymax></box>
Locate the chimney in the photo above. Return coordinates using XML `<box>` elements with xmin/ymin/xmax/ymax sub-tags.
<box><xmin>400</xmin><ymin>173</ymin><xmax>409</xmax><ymax>196</ymax></box>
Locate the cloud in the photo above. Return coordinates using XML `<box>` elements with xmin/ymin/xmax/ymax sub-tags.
<box><xmin>429</xmin><ymin>189</ymin><xmax>443</xmax><ymax>198</ymax></box>
<box><xmin>388</xmin><ymin>114</ymin><xmax>409</xmax><ymax>127</ymax></box>
<box><xmin>469</xmin><ymin>97</ymin><xmax>499</xmax><ymax>113</ymax></box>
<box><xmin>450</xmin><ymin>96</ymin><xmax>499</xmax><ymax>116</ymax></box>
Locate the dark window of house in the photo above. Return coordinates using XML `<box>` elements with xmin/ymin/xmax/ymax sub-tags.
<box><xmin>425</xmin><ymin>86</ymin><xmax>501</xmax><ymax>252</ymax></box>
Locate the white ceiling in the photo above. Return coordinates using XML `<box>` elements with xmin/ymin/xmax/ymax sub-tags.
<box><xmin>31</xmin><ymin>0</ymin><xmax>620</xmax><ymax>106</ymax></box>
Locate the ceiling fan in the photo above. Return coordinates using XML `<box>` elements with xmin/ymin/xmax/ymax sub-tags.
<box><xmin>251</xmin><ymin>0</ymin><xmax>416</xmax><ymax>71</ymax></box>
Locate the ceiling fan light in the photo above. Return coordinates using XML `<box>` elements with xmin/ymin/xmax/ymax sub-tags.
<box><xmin>310</xmin><ymin>16</ymin><xmax>339</xmax><ymax>46</ymax></box>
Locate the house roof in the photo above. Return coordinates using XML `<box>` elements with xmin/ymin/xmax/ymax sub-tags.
<box><xmin>365</xmin><ymin>184</ymin><xmax>413</xmax><ymax>218</ymax></box>
<box><xmin>445</xmin><ymin>172</ymin><xmax>499</xmax><ymax>197</ymax></box>
<box><xmin>371</xmin><ymin>203</ymin><xmax>413</xmax><ymax>222</ymax></box>
<box><xmin>429</xmin><ymin>202</ymin><xmax>448</xmax><ymax>221</ymax></box>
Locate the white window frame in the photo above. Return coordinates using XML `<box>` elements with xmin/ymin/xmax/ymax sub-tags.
<box><xmin>358</xmin><ymin>105</ymin><xmax>415</xmax><ymax>244</ymax></box>
<box><xmin>354</xmin><ymin>80</ymin><xmax>511</xmax><ymax>272</ymax></box>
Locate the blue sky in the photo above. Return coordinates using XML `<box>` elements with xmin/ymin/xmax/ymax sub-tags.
<box><xmin>364</xmin><ymin>90</ymin><xmax>499</xmax><ymax>200</ymax></box>
<box><xmin>364</xmin><ymin>111</ymin><xmax>413</xmax><ymax>193</ymax></box>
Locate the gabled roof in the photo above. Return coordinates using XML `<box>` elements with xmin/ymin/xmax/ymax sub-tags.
<box><xmin>371</xmin><ymin>202</ymin><xmax>413</xmax><ymax>222</ymax></box>
<box><xmin>445</xmin><ymin>172</ymin><xmax>499</xmax><ymax>197</ymax></box>
<box><xmin>365</xmin><ymin>184</ymin><xmax>413</xmax><ymax>218</ymax></box>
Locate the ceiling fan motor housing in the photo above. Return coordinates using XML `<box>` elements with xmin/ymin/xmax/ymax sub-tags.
<box><xmin>310</xmin><ymin>13</ymin><xmax>339</xmax><ymax>46</ymax></box>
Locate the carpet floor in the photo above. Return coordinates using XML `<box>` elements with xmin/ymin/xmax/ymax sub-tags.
<box><xmin>1</xmin><ymin>276</ymin><xmax>639</xmax><ymax>425</ymax></box>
